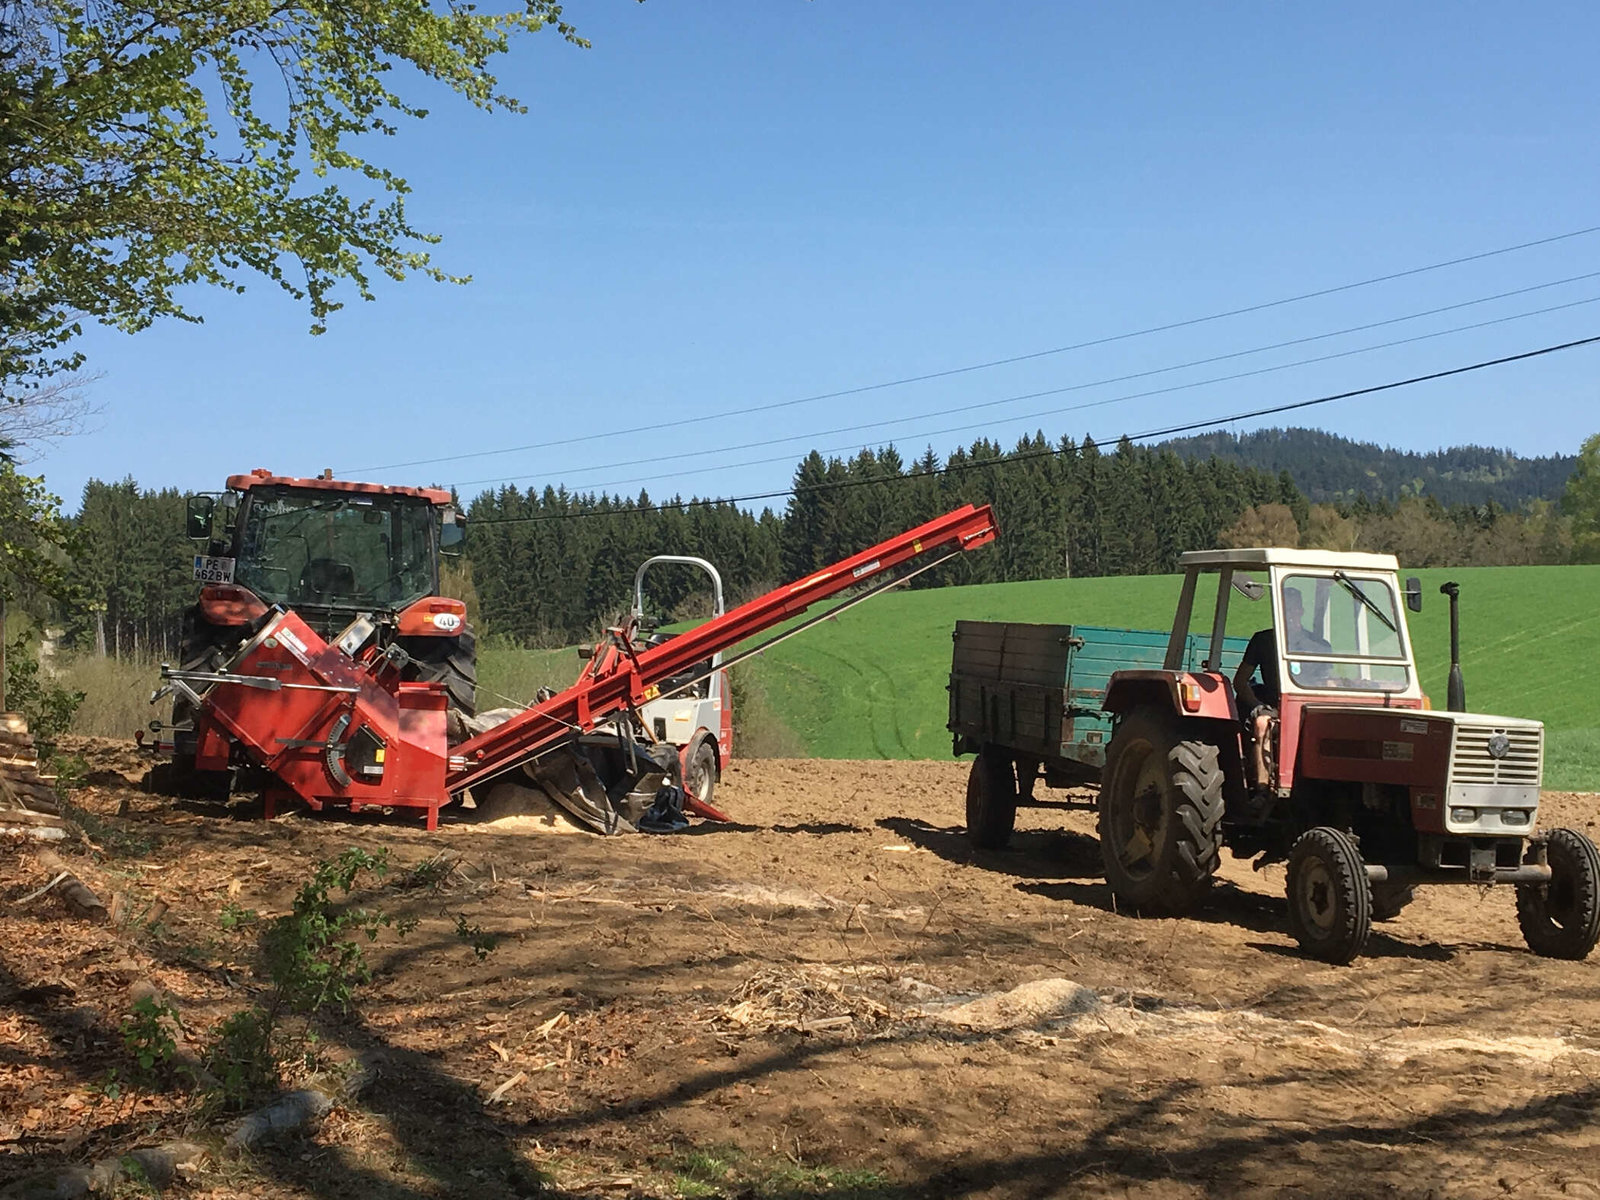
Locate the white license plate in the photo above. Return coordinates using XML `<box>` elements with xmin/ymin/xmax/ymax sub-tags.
<box><xmin>193</xmin><ymin>555</ymin><xmax>235</xmax><ymax>584</ymax></box>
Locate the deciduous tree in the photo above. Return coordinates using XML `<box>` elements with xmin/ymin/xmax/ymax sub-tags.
<box><xmin>2</xmin><ymin>0</ymin><xmax>590</xmax><ymax>394</ymax></box>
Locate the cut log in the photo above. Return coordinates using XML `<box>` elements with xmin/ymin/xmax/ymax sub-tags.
<box><xmin>34</xmin><ymin>850</ymin><xmax>108</xmax><ymax>923</ymax></box>
<box><xmin>0</xmin><ymin>824</ymin><xmax>66</xmax><ymax>842</ymax></box>
<box><xmin>0</xmin><ymin>1139</ymin><xmax>206</xmax><ymax>1199</ymax></box>
<box><xmin>0</xmin><ymin>807</ymin><xmax>61</xmax><ymax>826</ymax></box>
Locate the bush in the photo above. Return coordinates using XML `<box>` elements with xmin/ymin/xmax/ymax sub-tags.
<box><xmin>5</xmin><ymin>631</ymin><xmax>84</xmax><ymax>758</ymax></box>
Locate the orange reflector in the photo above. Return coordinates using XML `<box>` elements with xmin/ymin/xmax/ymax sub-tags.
<box><xmin>1179</xmin><ymin>679</ymin><xmax>1202</xmax><ymax>712</ymax></box>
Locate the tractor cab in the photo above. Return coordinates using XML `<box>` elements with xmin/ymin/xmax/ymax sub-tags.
<box><xmin>1162</xmin><ymin>548</ymin><xmax>1428</xmax><ymax>792</ymax></box>
<box><xmin>186</xmin><ymin>470</ymin><xmax>466</xmax><ymax>638</ymax></box>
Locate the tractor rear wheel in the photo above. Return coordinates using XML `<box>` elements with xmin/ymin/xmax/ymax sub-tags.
<box><xmin>401</xmin><ymin>623</ymin><xmax>478</xmax><ymax>721</ymax></box>
<box><xmin>151</xmin><ymin>607</ymin><xmax>241</xmax><ymax>802</ymax></box>
<box><xmin>1097</xmin><ymin>712</ymin><xmax>1224</xmax><ymax>915</ymax></box>
<box><xmin>1285</xmin><ymin>827</ymin><xmax>1372</xmax><ymax>964</ymax></box>
<box><xmin>965</xmin><ymin>745</ymin><xmax>1018</xmax><ymax>849</ymax></box>
<box><xmin>1517</xmin><ymin>828</ymin><xmax>1600</xmax><ymax>961</ymax></box>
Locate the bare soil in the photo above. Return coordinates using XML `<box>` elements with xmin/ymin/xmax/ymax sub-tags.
<box><xmin>4</xmin><ymin>739</ymin><xmax>1600</xmax><ymax>1199</ymax></box>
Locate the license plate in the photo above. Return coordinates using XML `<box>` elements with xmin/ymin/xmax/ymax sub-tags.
<box><xmin>193</xmin><ymin>555</ymin><xmax>235</xmax><ymax>584</ymax></box>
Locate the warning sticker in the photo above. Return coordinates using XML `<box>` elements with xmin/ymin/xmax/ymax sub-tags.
<box><xmin>1381</xmin><ymin>740</ymin><xmax>1415</xmax><ymax>762</ymax></box>
<box><xmin>851</xmin><ymin>559</ymin><xmax>882</xmax><ymax>579</ymax></box>
<box><xmin>276</xmin><ymin>626</ymin><xmax>309</xmax><ymax>662</ymax></box>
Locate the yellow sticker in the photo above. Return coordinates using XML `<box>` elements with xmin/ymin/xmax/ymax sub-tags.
<box><xmin>643</xmin><ymin>685</ymin><xmax>660</xmax><ymax>701</ymax></box>
<box><xmin>374</xmin><ymin>748</ymin><xmax>385</xmax><ymax>763</ymax></box>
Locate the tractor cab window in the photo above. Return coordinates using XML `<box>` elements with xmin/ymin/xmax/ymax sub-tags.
<box><xmin>234</xmin><ymin>491</ymin><xmax>435</xmax><ymax>612</ymax></box>
<box><xmin>1278</xmin><ymin>573</ymin><xmax>1409</xmax><ymax>693</ymax></box>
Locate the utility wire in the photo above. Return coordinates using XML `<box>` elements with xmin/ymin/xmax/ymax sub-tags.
<box><xmin>345</xmin><ymin>223</ymin><xmax>1600</xmax><ymax>476</ymax></box>
<box><xmin>455</xmin><ymin>289</ymin><xmax>1600</xmax><ymax>494</ymax></box>
<box><xmin>466</xmin><ymin>334</ymin><xmax>1600</xmax><ymax>526</ymax></box>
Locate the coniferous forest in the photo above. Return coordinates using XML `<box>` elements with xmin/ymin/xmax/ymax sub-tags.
<box><xmin>59</xmin><ymin>428</ymin><xmax>1586</xmax><ymax>654</ymax></box>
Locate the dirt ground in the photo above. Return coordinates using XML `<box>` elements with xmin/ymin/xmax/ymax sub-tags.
<box><xmin>4</xmin><ymin>738</ymin><xmax>1600</xmax><ymax>1199</ymax></box>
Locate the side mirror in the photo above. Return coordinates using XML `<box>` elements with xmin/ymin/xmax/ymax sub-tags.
<box><xmin>186</xmin><ymin>495</ymin><xmax>215</xmax><ymax>541</ymax></box>
<box><xmin>440</xmin><ymin>508</ymin><xmax>466</xmax><ymax>556</ymax></box>
<box><xmin>1231</xmin><ymin>575</ymin><xmax>1265</xmax><ymax>601</ymax></box>
<box><xmin>1404</xmin><ymin>576</ymin><xmax>1423</xmax><ymax>613</ymax></box>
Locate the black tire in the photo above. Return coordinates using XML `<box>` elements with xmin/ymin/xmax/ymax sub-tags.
<box><xmin>400</xmin><ymin>622</ymin><xmax>478</xmax><ymax>718</ymax></box>
<box><xmin>685</xmin><ymin>739</ymin><xmax>718</xmax><ymax>809</ymax></box>
<box><xmin>965</xmin><ymin>746</ymin><xmax>1017</xmax><ymax>850</ymax></box>
<box><xmin>1285</xmin><ymin>827</ymin><xmax>1372</xmax><ymax>964</ymax></box>
<box><xmin>1097</xmin><ymin>711</ymin><xmax>1224</xmax><ymax>916</ymax></box>
<box><xmin>155</xmin><ymin>607</ymin><xmax>243</xmax><ymax>801</ymax></box>
<box><xmin>1517</xmin><ymin>828</ymin><xmax>1600</xmax><ymax>961</ymax></box>
<box><xmin>1370</xmin><ymin>883</ymin><xmax>1415</xmax><ymax>922</ymax></box>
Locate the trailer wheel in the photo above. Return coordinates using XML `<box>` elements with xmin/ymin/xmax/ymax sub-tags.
<box><xmin>685</xmin><ymin>738</ymin><xmax>718</xmax><ymax>809</ymax></box>
<box><xmin>1517</xmin><ymin>828</ymin><xmax>1600</xmax><ymax>961</ymax></box>
<box><xmin>1286</xmin><ymin>827</ymin><xmax>1372</xmax><ymax>964</ymax></box>
<box><xmin>1097</xmin><ymin>712</ymin><xmax>1223</xmax><ymax>915</ymax></box>
<box><xmin>966</xmin><ymin>746</ymin><xmax>1017</xmax><ymax>849</ymax></box>
<box><xmin>1370</xmin><ymin>883</ymin><xmax>1415</xmax><ymax>922</ymax></box>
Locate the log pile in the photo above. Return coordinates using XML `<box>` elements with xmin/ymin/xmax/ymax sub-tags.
<box><xmin>0</xmin><ymin>711</ymin><xmax>66</xmax><ymax>840</ymax></box>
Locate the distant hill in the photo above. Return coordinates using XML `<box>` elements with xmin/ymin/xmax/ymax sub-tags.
<box><xmin>1158</xmin><ymin>427</ymin><xmax>1576</xmax><ymax>508</ymax></box>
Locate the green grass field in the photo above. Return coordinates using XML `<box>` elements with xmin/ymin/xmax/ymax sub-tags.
<box><xmin>728</xmin><ymin>563</ymin><xmax>1600</xmax><ymax>791</ymax></box>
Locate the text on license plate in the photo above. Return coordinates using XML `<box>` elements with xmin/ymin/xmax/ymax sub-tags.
<box><xmin>193</xmin><ymin>555</ymin><xmax>235</xmax><ymax>584</ymax></box>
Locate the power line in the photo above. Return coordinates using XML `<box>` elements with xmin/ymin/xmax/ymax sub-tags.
<box><xmin>345</xmin><ymin>223</ymin><xmax>1600</xmax><ymax>476</ymax></box>
<box><xmin>456</xmin><ymin>290</ymin><xmax>1600</xmax><ymax>494</ymax></box>
<box><xmin>466</xmin><ymin>333</ymin><xmax>1600</xmax><ymax>526</ymax></box>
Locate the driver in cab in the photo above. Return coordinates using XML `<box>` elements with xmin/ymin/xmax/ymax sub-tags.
<box><xmin>1235</xmin><ymin>588</ymin><xmax>1331</xmax><ymax>789</ymax></box>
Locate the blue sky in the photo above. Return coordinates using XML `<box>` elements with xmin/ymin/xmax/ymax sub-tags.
<box><xmin>42</xmin><ymin>1</ymin><xmax>1600</xmax><ymax>511</ymax></box>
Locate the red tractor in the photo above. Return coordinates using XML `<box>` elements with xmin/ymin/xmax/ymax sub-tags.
<box><xmin>148</xmin><ymin>470</ymin><xmax>473</xmax><ymax>795</ymax></box>
<box><xmin>950</xmin><ymin>547</ymin><xmax>1600</xmax><ymax>963</ymax></box>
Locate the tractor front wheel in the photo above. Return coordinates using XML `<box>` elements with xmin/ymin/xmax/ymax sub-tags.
<box><xmin>1517</xmin><ymin>828</ymin><xmax>1600</xmax><ymax>961</ymax></box>
<box><xmin>1097</xmin><ymin>712</ymin><xmax>1225</xmax><ymax>916</ymax></box>
<box><xmin>1370</xmin><ymin>883</ymin><xmax>1415</xmax><ymax>922</ymax></box>
<box><xmin>966</xmin><ymin>746</ymin><xmax>1018</xmax><ymax>849</ymax></box>
<box><xmin>1286</xmin><ymin>827</ymin><xmax>1372</xmax><ymax>964</ymax></box>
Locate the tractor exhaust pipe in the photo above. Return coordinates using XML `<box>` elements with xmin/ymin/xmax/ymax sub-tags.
<box><xmin>1440</xmin><ymin>581</ymin><xmax>1465</xmax><ymax>711</ymax></box>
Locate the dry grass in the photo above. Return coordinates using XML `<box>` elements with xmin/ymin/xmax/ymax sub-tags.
<box><xmin>57</xmin><ymin>652</ymin><xmax>163</xmax><ymax>739</ymax></box>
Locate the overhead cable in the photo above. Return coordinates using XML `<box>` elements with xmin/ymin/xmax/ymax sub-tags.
<box><xmin>465</xmin><ymin>333</ymin><xmax>1600</xmax><ymax>525</ymax></box>
<box><xmin>344</xmin><ymin>223</ymin><xmax>1600</xmax><ymax>475</ymax></box>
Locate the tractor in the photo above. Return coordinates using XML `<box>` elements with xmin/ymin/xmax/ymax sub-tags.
<box><xmin>146</xmin><ymin>469</ymin><xmax>473</xmax><ymax>795</ymax></box>
<box><xmin>949</xmin><ymin>547</ymin><xmax>1600</xmax><ymax>964</ymax></box>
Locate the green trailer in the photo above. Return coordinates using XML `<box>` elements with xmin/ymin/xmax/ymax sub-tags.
<box><xmin>947</xmin><ymin>620</ymin><xmax>1250</xmax><ymax>846</ymax></box>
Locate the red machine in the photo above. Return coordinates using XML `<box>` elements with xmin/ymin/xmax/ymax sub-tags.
<box><xmin>161</xmin><ymin>505</ymin><xmax>998</xmax><ymax>829</ymax></box>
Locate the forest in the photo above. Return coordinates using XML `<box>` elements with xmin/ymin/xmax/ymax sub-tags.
<box><xmin>55</xmin><ymin>430</ymin><xmax>1586</xmax><ymax>653</ymax></box>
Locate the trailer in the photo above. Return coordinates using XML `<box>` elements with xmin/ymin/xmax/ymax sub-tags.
<box><xmin>948</xmin><ymin>621</ymin><xmax>1250</xmax><ymax>844</ymax></box>
<box><xmin>158</xmin><ymin>505</ymin><xmax>998</xmax><ymax>833</ymax></box>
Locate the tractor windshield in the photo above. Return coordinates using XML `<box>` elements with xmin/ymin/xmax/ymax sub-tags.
<box><xmin>1279</xmin><ymin>573</ymin><xmax>1409</xmax><ymax>693</ymax></box>
<box><xmin>233</xmin><ymin>490</ymin><xmax>436</xmax><ymax>612</ymax></box>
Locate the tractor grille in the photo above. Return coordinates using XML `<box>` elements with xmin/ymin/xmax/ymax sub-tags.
<box><xmin>1450</xmin><ymin>723</ymin><xmax>1542</xmax><ymax>786</ymax></box>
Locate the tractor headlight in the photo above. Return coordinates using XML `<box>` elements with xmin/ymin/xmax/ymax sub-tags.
<box><xmin>1500</xmin><ymin>809</ymin><xmax>1529</xmax><ymax>826</ymax></box>
<box><xmin>1450</xmin><ymin>807</ymin><xmax>1478</xmax><ymax>824</ymax></box>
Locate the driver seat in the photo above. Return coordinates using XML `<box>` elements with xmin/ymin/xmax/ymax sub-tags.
<box><xmin>300</xmin><ymin>557</ymin><xmax>356</xmax><ymax>598</ymax></box>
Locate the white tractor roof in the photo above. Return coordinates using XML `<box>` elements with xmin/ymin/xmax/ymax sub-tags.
<box><xmin>1178</xmin><ymin>547</ymin><xmax>1402</xmax><ymax>572</ymax></box>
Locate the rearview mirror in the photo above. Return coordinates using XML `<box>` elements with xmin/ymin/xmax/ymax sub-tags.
<box><xmin>1404</xmin><ymin>576</ymin><xmax>1423</xmax><ymax>613</ymax></box>
<box><xmin>185</xmin><ymin>495</ymin><xmax>215</xmax><ymax>540</ymax></box>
